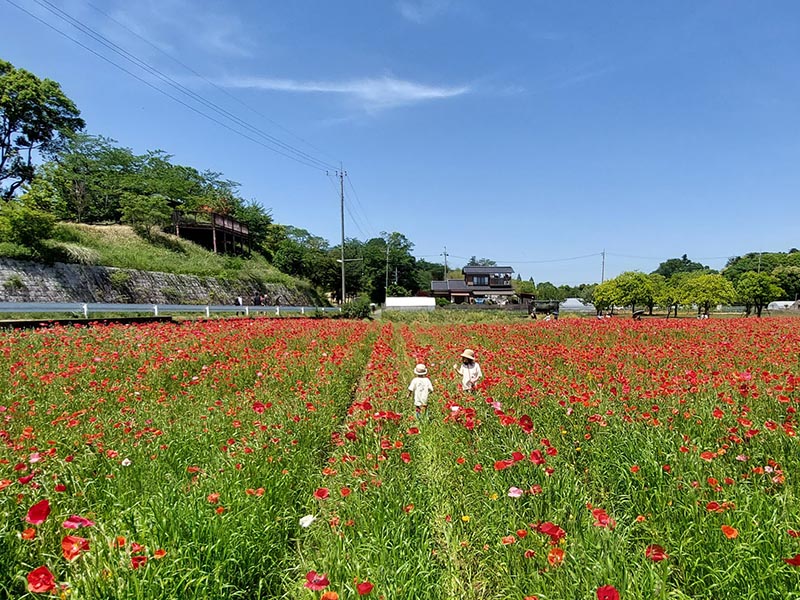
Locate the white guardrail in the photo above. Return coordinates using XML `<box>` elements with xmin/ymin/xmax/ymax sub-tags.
<box><xmin>0</xmin><ymin>302</ymin><xmax>341</xmax><ymax>318</ymax></box>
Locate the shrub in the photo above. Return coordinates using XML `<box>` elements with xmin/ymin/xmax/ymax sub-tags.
<box><xmin>341</xmin><ymin>295</ymin><xmax>372</xmax><ymax>319</ymax></box>
<box><xmin>3</xmin><ymin>274</ymin><xmax>25</xmax><ymax>291</ymax></box>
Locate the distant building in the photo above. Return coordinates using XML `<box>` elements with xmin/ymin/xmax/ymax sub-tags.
<box><xmin>385</xmin><ymin>297</ymin><xmax>436</xmax><ymax>311</ymax></box>
<box><xmin>431</xmin><ymin>266</ymin><xmax>515</xmax><ymax>304</ymax></box>
<box><xmin>768</xmin><ymin>301</ymin><xmax>796</xmax><ymax>311</ymax></box>
<box><xmin>560</xmin><ymin>297</ymin><xmax>595</xmax><ymax>312</ymax></box>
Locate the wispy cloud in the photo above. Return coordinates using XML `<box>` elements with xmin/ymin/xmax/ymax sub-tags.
<box><xmin>217</xmin><ymin>75</ymin><xmax>470</xmax><ymax>111</ymax></box>
<box><xmin>93</xmin><ymin>0</ymin><xmax>255</xmax><ymax>58</ymax></box>
<box><xmin>396</xmin><ymin>0</ymin><xmax>453</xmax><ymax>24</ymax></box>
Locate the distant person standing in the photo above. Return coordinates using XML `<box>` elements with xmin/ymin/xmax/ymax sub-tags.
<box><xmin>408</xmin><ymin>363</ymin><xmax>433</xmax><ymax>419</ymax></box>
<box><xmin>454</xmin><ymin>349</ymin><xmax>483</xmax><ymax>392</ymax></box>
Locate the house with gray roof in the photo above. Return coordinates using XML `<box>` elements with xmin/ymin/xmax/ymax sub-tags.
<box><xmin>431</xmin><ymin>266</ymin><xmax>515</xmax><ymax>303</ymax></box>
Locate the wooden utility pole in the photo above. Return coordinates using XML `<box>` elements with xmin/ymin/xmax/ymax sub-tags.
<box><xmin>339</xmin><ymin>167</ymin><xmax>346</xmax><ymax>304</ymax></box>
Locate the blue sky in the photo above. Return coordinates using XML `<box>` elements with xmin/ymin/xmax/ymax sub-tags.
<box><xmin>2</xmin><ymin>0</ymin><xmax>799</xmax><ymax>284</ymax></box>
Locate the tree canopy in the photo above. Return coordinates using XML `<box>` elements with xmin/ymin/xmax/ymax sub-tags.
<box><xmin>1</xmin><ymin>59</ymin><xmax>85</xmax><ymax>199</ymax></box>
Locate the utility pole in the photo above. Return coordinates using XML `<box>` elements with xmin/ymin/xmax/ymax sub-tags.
<box><xmin>441</xmin><ymin>246</ymin><xmax>449</xmax><ymax>279</ymax></box>
<box><xmin>601</xmin><ymin>249</ymin><xmax>606</xmax><ymax>283</ymax></box>
<box><xmin>339</xmin><ymin>166</ymin><xmax>346</xmax><ymax>304</ymax></box>
<box><xmin>385</xmin><ymin>241</ymin><xmax>390</xmax><ymax>300</ymax></box>
<box><xmin>757</xmin><ymin>252</ymin><xmax>762</xmax><ymax>273</ymax></box>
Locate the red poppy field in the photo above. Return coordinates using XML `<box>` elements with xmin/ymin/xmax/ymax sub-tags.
<box><xmin>1</xmin><ymin>317</ymin><xmax>799</xmax><ymax>599</ymax></box>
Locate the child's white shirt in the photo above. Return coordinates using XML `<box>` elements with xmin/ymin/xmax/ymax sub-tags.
<box><xmin>458</xmin><ymin>362</ymin><xmax>483</xmax><ymax>390</ymax></box>
<box><xmin>408</xmin><ymin>376</ymin><xmax>434</xmax><ymax>406</ymax></box>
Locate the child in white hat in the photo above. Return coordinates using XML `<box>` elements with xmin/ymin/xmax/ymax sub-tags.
<box><xmin>454</xmin><ymin>348</ymin><xmax>483</xmax><ymax>392</ymax></box>
<box><xmin>408</xmin><ymin>363</ymin><xmax>433</xmax><ymax>418</ymax></box>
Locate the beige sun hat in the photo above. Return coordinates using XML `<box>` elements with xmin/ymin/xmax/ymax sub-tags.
<box><xmin>414</xmin><ymin>363</ymin><xmax>428</xmax><ymax>376</ymax></box>
<box><xmin>460</xmin><ymin>349</ymin><xmax>476</xmax><ymax>360</ymax></box>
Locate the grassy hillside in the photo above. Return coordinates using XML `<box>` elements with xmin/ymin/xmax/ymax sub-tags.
<box><xmin>3</xmin><ymin>222</ymin><xmax>315</xmax><ymax>292</ymax></box>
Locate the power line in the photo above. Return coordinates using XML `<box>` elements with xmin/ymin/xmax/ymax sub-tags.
<box><xmin>11</xmin><ymin>0</ymin><xmax>337</xmax><ymax>172</ymax></box>
<box><xmin>32</xmin><ymin>0</ymin><xmax>338</xmax><ymax>171</ymax></box>
<box><xmin>344</xmin><ymin>174</ymin><xmax>376</xmax><ymax>239</ymax></box>
<box><xmin>84</xmin><ymin>0</ymin><xmax>340</xmax><ymax>168</ymax></box>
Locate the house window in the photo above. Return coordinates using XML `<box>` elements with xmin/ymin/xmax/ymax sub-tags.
<box><xmin>473</xmin><ymin>275</ymin><xmax>488</xmax><ymax>286</ymax></box>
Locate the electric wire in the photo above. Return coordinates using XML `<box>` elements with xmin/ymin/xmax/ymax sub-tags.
<box><xmin>10</xmin><ymin>0</ymin><xmax>336</xmax><ymax>172</ymax></box>
<box><xmin>31</xmin><ymin>0</ymin><xmax>337</xmax><ymax>171</ymax></box>
<box><xmin>84</xmin><ymin>0</ymin><xmax>340</xmax><ymax>167</ymax></box>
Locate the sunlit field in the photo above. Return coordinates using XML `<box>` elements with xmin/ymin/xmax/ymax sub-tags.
<box><xmin>1</xmin><ymin>317</ymin><xmax>799</xmax><ymax>599</ymax></box>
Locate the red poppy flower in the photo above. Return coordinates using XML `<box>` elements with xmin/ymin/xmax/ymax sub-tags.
<box><xmin>596</xmin><ymin>585</ymin><xmax>620</xmax><ymax>600</ymax></box>
<box><xmin>645</xmin><ymin>544</ymin><xmax>668</xmax><ymax>561</ymax></box>
<box><xmin>340</xmin><ymin>487</ymin><xmax>352</xmax><ymax>497</ymax></box>
<box><xmin>25</xmin><ymin>499</ymin><xmax>50</xmax><ymax>525</ymax></box>
<box><xmin>721</xmin><ymin>525</ymin><xmax>738</xmax><ymax>539</ymax></box>
<box><xmin>314</xmin><ymin>488</ymin><xmax>330</xmax><ymax>500</ymax></box>
<box><xmin>320</xmin><ymin>592</ymin><xmax>339</xmax><ymax>600</ymax></box>
<box><xmin>547</xmin><ymin>547</ymin><xmax>565</xmax><ymax>566</ymax></box>
<box><xmin>524</xmin><ymin>549</ymin><xmax>536</xmax><ymax>559</ymax></box>
<box><xmin>131</xmin><ymin>555</ymin><xmax>147</xmax><ymax>569</ymax></box>
<box><xmin>27</xmin><ymin>566</ymin><xmax>55</xmax><ymax>593</ymax></box>
<box><xmin>501</xmin><ymin>535</ymin><xmax>516</xmax><ymax>545</ymax></box>
<box><xmin>304</xmin><ymin>571</ymin><xmax>330</xmax><ymax>591</ymax></box>
<box><xmin>154</xmin><ymin>549</ymin><xmax>167</xmax><ymax>559</ymax></box>
<box><xmin>21</xmin><ymin>527</ymin><xmax>36</xmax><ymax>540</ymax></box>
<box><xmin>400</xmin><ymin>452</ymin><xmax>411</xmax><ymax>463</ymax></box>
<box><xmin>62</xmin><ymin>535</ymin><xmax>90</xmax><ymax>561</ymax></box>
<box><xmin>784</xmin><ymin>554</ymin><xmax>800</xmax><ymax>566</ymax></box>
<box><xmin>356</xmin><ymin>581</ymin><xmax>374</xmax><ymax>596</ymax></box>
<box><xmin>207</xmin><ymin>493</ymin><xmax>220</xmax><ymax>504</ymax></box>
<box><xmin>538</xmin><ymin>522</ymin><xmax>566</xmax><ymax>542</ymax></box>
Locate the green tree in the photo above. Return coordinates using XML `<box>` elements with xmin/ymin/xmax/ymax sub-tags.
<box><xmin>120</xmin><ymin>193</ymin><xmax>172</xmax><ymax>239</ymax></box>
<box><xmin>679</xmin><ymin>273</ymin><xmax>736</xmax><ymax>316</ymax></box>
<box><xmin>613</xmin><ymin>271</ymin><xmax>657</xmax><ymax>315</ymax></box>
<box><xmin>593</xmin><ymin>280</ymin><xmax>621</xmax><ymax>314</ymax></box>
<box><xmin>772</xmin><ymin>266</ymin><xmax>800</xmax><ymax>301</ymax></box>
<box><xmin>1</xmin><ymin>59</ymin><xmax>85</xmax><ymax>199</ymax></box>
<box><xmin>0</xmin><ymin>201</ymin><xmax>55</xmax><ymax>248</ymax></box>
<box><xmin>535</xmin><ymin>281</ymin><xmax>562</xmax><ymax>301</ymax></box>
<box><xmin>466</xmin><ymin>256</ymin><xmax>497</xmax><ymax>267</ymax></box>
<box><xmin>735</xmin><ymin>271</ymin><xmax>784</xmax><ymax>317</ymax></box>
<box><xmin>652</xmin><ymin>254</ymin><xmax>710</xmax><ymax>278</ymax></box>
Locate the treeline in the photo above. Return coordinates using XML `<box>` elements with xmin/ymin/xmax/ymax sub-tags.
<box><xmin>0</xmin><ymin>58</ymin><xmax>446</xmax><ymax>303</ymax></box>
<box><xmin>594</xmin><ymin>251</ymin><xmax>800</xmax><ymax>317</ymax></box>
<box><xmin>2</xmin><ymin>58</ymin><xmax>797</xmax><ymax>308</ymax></box>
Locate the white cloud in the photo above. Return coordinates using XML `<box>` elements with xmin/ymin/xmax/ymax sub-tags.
<box><xmin>95</xmin><ymin>0</ymin><xmax>254</xmax><ymax>58</ymax></box>
<box><xmin>396</xmin><ymin>0</ymin><xmax>453</xmax><ymax>24</ymax></box>
<box><xmin>218</xmin><ymin>75</ymin><xmax>470</xmax><ymax>111</ymax></box>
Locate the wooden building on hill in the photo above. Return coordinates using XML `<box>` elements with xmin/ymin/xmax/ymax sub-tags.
<box><xmin>172</xmin><ymin>210</ymin><xmax>250</xmax><ymax>256</ymax></box>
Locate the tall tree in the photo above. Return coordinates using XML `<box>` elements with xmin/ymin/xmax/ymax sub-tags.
<box><xmin>1</xmin><ymin>59</ymin><xmax>84</xmax><ymax>199</ymax></box>
<box><xmin>679</xmin><ymin>273</ymin><xmax>736</xmax><ymax>316</ymax></box>
<box><xmin>614</xmin><ymin>271</ymin><xmax>657</xmax><ymax>315</ymax></box>
<box><xmin>771</xmin><ymin>266</ymin><xmax>800</xmax><ymax>301</ymax></box>
<box><xmin>653</xmin><ymin>254</ymin><xmax>710</xmax><ymax>278</ymax></box>
<box><xmin>735</xmin><ymin>271</ymin><xmax>784</xmax><ymax>317</ymax></box>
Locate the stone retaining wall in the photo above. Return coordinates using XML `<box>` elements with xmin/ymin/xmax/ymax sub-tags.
<box><xmin>0</xmin><ymin>258</ymin><xmax>316</xmax><ymax>306</ymax></box>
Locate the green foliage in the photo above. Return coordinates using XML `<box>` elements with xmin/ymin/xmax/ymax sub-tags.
<box><xmin>512</xmin><ymin>278</ymin><xmax>536</xmax><ymax>295</ymax></box>
<box><xmin>535</xmin><ymin>281</ymin><xmax>562</xmax><ymax>301</ymax></box>
<box><xmin>0</xmin><ymin>201</ymin><xmax>55</xmax><ymax>248</ymax></box>
<box><xmin>612</xmin><ymin>271</ymin><xmax>657</xmax><ymax>313</ymax></box>
<box><xmin>2</xmin><ymin>273</ymin><xmax>24</xmax><ymax>291</ymax></box>
<box><xmin>679</xmin><ymin>273</ymin><xmax>736</xmax><ymax>315</ymax></box>
<box><xmin>465</xmin><ymin>256</ymin><xmax>497</xmax><ymax>267</ymax></box>
<box><xmin>592</xmin><ymin>279</ymin><xmax>621</xmax><ymax>312</ymax></box>
<box><xmin>735</xmin><ymin>271</ymin><xmax>784</xmax><ymax>317</ymax></box>
<box><xmin>652</xmin><ymin>254</ymin><xmax>711</xmax><ymax>278</ymax></box>
<box><xmin>0</xmin><ymin>59</ymin><xmax>85</xmax><ymax>199</ymax></box>
<box><xmin>120</xmin><ymin>193</ymin><xmax>172</xmax><ymax>239</ymax></box>
<box><xmin>341</xmin><ymin>295</ymin><xmax>372</xmax><ymax>319</ymax></box>
<box><xmin>772</xmin><ymin>266</ymin><xmax>800</xmax><ymax>301</ymax></box>
<box><xmin>723</xmin><ymin>251</ymin><xmax>800</xmax><ymax>284</ymax></box>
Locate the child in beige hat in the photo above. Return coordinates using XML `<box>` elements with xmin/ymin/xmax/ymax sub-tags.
<box><xmin>454</xmin><ymin>349</ymin><xmax>483</xmax><ymax>391</ymax></box>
